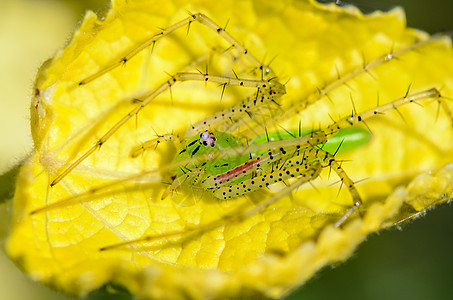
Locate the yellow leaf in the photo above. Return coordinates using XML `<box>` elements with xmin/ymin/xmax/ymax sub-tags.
<box><xmin>6</xmin><ymin>0</ymin><xmax>453</xmax><ymax>299</ymax></box>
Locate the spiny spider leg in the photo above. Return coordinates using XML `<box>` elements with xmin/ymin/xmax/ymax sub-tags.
<box><xmin>270</xmin><ymin>34</ymin><xmax>451</xmax><ymax>130</ymax></box>
<box><xmin>79</xmin><ymin>12</ymin><xmax>269</xmax><ymax>86</ymax></box>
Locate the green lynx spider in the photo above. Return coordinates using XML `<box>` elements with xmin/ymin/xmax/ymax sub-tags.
<box><xmin>31</xmin><ymin>13</ymin><xmax>451</xmax><ymax>251</ymax></box>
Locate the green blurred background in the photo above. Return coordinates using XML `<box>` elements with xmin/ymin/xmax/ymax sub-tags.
<box><xmin>0</xmin><ymin>0</ymin><xmax>451</xmax><ymax>299</ymax></box>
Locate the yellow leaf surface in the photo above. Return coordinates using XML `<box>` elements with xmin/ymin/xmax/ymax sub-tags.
<box><xmin>6</xmin><ymin>0</ymin><xmax>453</xmax><ymax>299</ymax></box>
